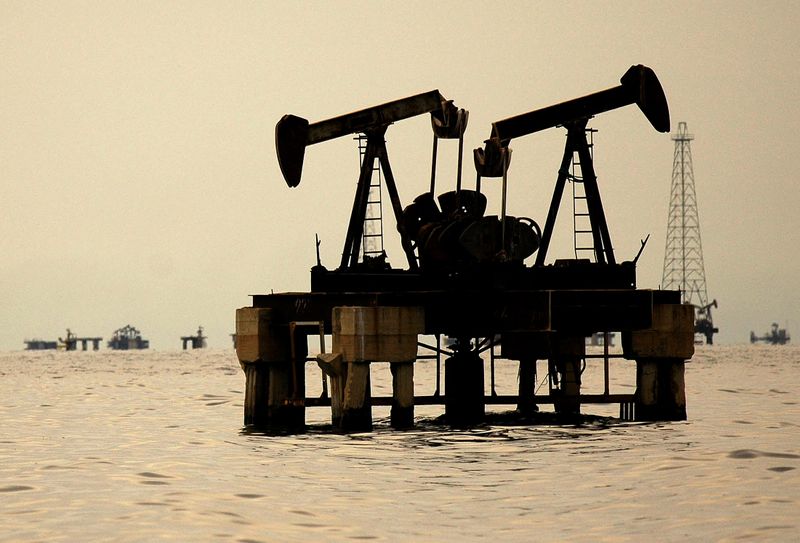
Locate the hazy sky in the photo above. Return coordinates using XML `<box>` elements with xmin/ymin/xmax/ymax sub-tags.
<box><xmin>2</xmin><ymin>1</ymin><xmax>799</xmax><ymax>349</ymax></box>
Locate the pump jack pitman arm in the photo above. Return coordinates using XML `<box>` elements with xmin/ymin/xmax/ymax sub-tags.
<box><xmin>276</xmin><ymin>89</ymin><xmax>463</xmax><ymax>188</ymax></box>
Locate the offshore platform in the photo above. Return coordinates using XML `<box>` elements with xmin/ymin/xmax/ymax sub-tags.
<box><xmin>24</xmin><ymin>330</ymin><xmax>102</xmax><ymax>351</ymax></box>
<box><xmin>107</xmin><ymin>325</ymin><xmax>149</xmax><ymax>350</ymax></box>
<box><xmin>236</xmin><ymin>65</ymin><xmax>695</xmax><ymax>433</ymax></box>
<box><xmin>751</xmin><ymin>323</ymin><xmax>791</xmax><ymax>345</ymax></box>
<box><xmin>181</xmin><ymin>326</ymin><xmax>207</xmax><ymax>349</ymax></box>
<box><xmin>661</xmin><ymin>122</ymin><xmax>718</xmax><ymax>344</ymax></box>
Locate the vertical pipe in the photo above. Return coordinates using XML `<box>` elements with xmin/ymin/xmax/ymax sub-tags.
<box><xmin>289</xmin><ymin>322</ymin><xmax>299</xmax><ymax>400</ymax></box>
<box><xmin>490</xmin><ymin>338</ymin><xmax>496</xmax><ymax>397</ymax></box>
<box><xmin>456</xmin><ymin>132</ymin><xmax>464</xmax><ymax>193</ymax></box>
<box><xmin>603</xmin><ymin>331</ymin><xmax>610</xmax><ymax>396</ymax></box>
<box><xmin>319</xmin><ymin>322</ymin><xmax>328</xmax><ymax>399</ymax></box>
<box><xmin>429</xmin><ymin>135</ymin><xmax>438</xmax><ymax>195</ymax></box>
<box><xmin>435</xmin><ymin>334</ymin><xmax>441</xmax><ymax>396</ymax></box>
<box><xmin>500</xmin><ymin>149</ymin><xmax>509</xmax><ymax>254</ymax></box>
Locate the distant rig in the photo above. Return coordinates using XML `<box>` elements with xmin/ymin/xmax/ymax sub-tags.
<box><xmin>750</xmin><ymin>323</ymin><xmax>791</xmax><ymax>345</ymax></box>
<box><xmin>181</xmin><ymin>326</ymin><xmax>207</xmax><ymax>350</ymax></box>
<box><xmin>107</xmin><ymin>325</ymin><xmax>150</xmax><ymax>350</ymax></box>
<box><xmin>661</xmin><ymin>122</ymin><xmax>718</xmax><ymax>344</ymax></box>
<box><xmin>23</xmin><ymin>324</ymin><xmax>210</xmax><ymax>350</ymax></box>
<box><xmin>24</xmin><ymin>329</ymin><xmax>101</xmax><ymax>351</ymax></box>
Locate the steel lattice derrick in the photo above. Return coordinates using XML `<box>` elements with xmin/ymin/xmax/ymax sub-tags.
<box><xmin>661</xmin><ymin>122</ymin><xmax>708</xmax><ymax>308</ymax></box>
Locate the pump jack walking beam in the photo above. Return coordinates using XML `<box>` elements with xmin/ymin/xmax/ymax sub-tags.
<box><xmin>276</xmin><ymin>90</ymin><xmax>462</xmax><ymax>188</ymax></box>
<box><xmin>474</xmin><ymin>64</ymin><xmax>670</xmax><ymax>265</ymax></box>
<box><xmin>275</xmin><ymin>89</ymin><xmax>466</xmax><ymax>271</ymax></box>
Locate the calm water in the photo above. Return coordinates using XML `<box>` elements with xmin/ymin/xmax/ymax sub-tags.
<box><xmin>1</xmin><ymin>345</ymin><xmax>798</xmax><ymax>542</ymax></box>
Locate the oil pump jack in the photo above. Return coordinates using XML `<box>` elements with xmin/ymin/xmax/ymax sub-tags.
<box><xmin>275</xmin><ymin>89</ymin><xmax>468</xmax><ymax>277</ymax></box>
<box><xmin>236</xmin><ymin>65</ymin><xmax>695</xmax><ymax>433</ymax></box>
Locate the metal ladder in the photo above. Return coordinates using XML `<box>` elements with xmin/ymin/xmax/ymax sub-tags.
<box><xmin>357</xmin><ymin>134</ymin><xmax>385</xmax><ymax>261</ymax></box>
<box><xmin>570</xmin><ymin>127</ymin><xmax>597</xmax><ymax>260</ymax></box>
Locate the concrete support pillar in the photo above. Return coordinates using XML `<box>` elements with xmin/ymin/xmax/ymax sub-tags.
<box><xmin>391</xmin><ymin>361</ymin><xmax>414</xmax><ymax>429</ymax></box>
<box><xmin>342</xmin><ymin>362</ymin><xmax>372</xmax><ymax>432</ymax></box>
<box><xmin>317</xmin><ymin>353</ymin><xmax>345</xmax><ymax>427</ymax></box>
<box><xmin>550</xmin><ymin>334</ymin><xmax>585</xmax><ymax>417</ymax></box>
<box><xmin>635</xmin><ymin>359</ymin><xmax>686</xmax><ymax>421</ymax></box>
<box><xmin>240</xmin><ymin>360</ymin><xmax>302</xmax><ymax>428</ymax></box>
<box><xmin>623</xmin><ymin>303</ymin><xmax>694</xmax><ymax>422</ymax></box>
<box><xmin>236</xmin><ymin>307</ymin><xmax>306</xmax><ymax>432</ymax></box>
<box><xmin>316</xmin><ymin>354</ymin><xmax>374</xmax><ymax>431</ymax></box>
<box><xmin>502</xmin><ymin>332</ymin><xmax>550</xmax><ymax>415</ymax></box>
<box><xmin>444</xmin><ymin>349</ymin><xmax>485</xmax><ymax>426</ymax></box>
<box><xmin>516</xmin><ymin>358</ymin><xmax>538</xmax><ymax>414</ymax></box>
<box><xmin>327</xmin><ymin>306</ymin><xmax>424</xmax><ymax>432</ymax></box>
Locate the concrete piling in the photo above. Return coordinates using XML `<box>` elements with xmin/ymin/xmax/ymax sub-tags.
<box><xmin>635</xmin><ymin>359</ymin><xmax>686</xmax><ymax>421</ymax></box>
<box><xmin>550</xmin><ymin>334</ymin><xmax>585</xmax><ymax>417</ymax></box>
<box><xmin>236</xmin><ymin>307</ymin><xmax>306</xmax><ymax>431</ymax></box>
<box><xmin>341</xmin><ymin>361</ymin><xmax>372</xmax><ymax>432</ymax></box>
<box><xmin>390</xmin><ymin>361</ymin><xmax>415</xmax><ymax>428</ymax></box>
<box><xmin>325</xmin><ymin>306</ymin><xmax>424</xmax><ymax>432</ymax></box>
<box><xmin>236</xmin><ymin>293</ymin><xmax>695</xmax><ymax>432</ymax></box>
<box><xmin>317</xmin><ymin>352</ymin><xmax>345</xmax><ymax>427</ymax></box>
<box><xmin>502</xmin><ymin>332</ymin><xmax>549</xmax><ymax>415</ymax></box>
<box><xmin>516</xmin><ymin>358</ymin><xmax>538</xmax><ymax>414</ymax></box>
<box><xmin>623</xmin><ymin>303</ymin><xmax>694</xmax><ymax>421</ymax></box>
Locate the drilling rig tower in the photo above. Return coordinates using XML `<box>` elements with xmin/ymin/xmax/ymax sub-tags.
<box><xmin>661</xmin><ymin>122</ymin><xmax>718</xmax><ymax>344</ymax></box>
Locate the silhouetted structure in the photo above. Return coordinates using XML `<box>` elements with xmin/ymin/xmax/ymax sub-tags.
<box><xmin>239</xmin><ymin>65</ymin><xmax>693</xmax><ymax>434</ymax></box>
<box><xmin>24</xmin><ymin>339</ymin><xmax>58</xmax><ymax>350</ymax></box>
<box><xmin>661</xmin><ymin>122</ymin><xmax>718</xmax><ymax>344</ymax></box>
<box><xmin>181</xmin><ymin>326</ymin><xmax>207</xmax><ymax>349</ymax></box>
<box><xmin>58</xmin><ymin>329</ymin><xmax>102</xmax><ymax>351</ymax></box>
<box><xmin>107</xmin><ymin>325</ymin><xmax>149</xmax><ymax>350</ymax></box>
<box><xmin>750</xmin><ymin>323</ymin><xmax>790</xmax><ymax>345</ymax></box>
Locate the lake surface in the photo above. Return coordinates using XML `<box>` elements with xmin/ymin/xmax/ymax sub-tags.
<box><xmin>1</xmin><ymin>345</ymin><xmax>798</xmax><ymax>542</ymax></box>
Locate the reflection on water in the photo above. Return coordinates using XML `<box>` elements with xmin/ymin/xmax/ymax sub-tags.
<box><xmin>1</xmin><ymin>346</ymin><xmax>798</xmax><ymax>541</ymax></box>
